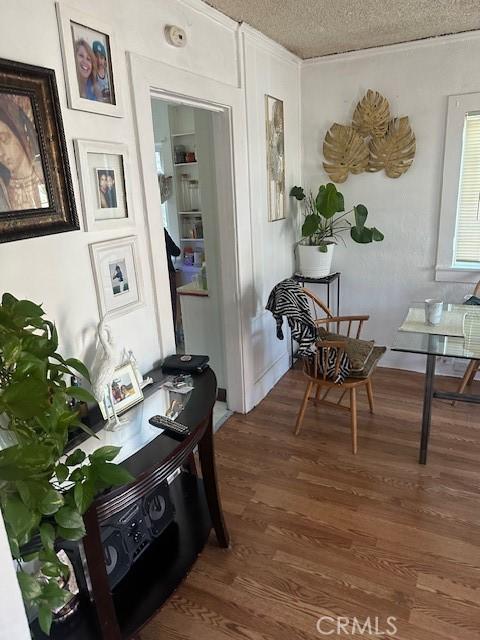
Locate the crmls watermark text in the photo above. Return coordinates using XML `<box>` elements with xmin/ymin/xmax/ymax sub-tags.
<box><xmin>316</xmin><ymin>616</ymin><xmax>398</xmax><ymax>636</ymax></box>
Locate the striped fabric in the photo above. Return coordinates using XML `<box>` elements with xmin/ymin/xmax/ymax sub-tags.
<box><xmin>266</xmin><ymin>279</ymin><xmax>317</xmax><ymax>357</ymax></box>
<box><xmin>309</xmin><ymin>346</ymin><xmax>352</xmax><ymax>384</ymax></box>
<box><xmin>266</xmin><ymin>278</ymin><xmax>351</xmax><ymax>383</ymax></box>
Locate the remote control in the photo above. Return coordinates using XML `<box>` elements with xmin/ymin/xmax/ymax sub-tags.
<box><xmin>148</xmin><ymin>414</ymin><xmax>190</xmax><ymax>440</ymax></box>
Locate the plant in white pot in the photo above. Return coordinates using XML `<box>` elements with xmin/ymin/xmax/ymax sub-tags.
<box><xmin>290</xmin><ymin>183</ymin><xmax>384</xmax><ymax>277</ymax></box>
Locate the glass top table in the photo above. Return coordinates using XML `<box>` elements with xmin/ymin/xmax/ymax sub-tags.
<box><xmin>392</xmin><ymin>302</ymin><xmax>480</xmax><ymax>360</ymax></box>
<box><xmin>391</xmin><ymin>302</ymin><xmax>480</xmax><ymax>464</ymax></box>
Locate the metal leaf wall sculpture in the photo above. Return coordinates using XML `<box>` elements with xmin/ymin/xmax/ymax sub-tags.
<box><xmin>322</xmin><ymin>90</ymin><xmax>415</xmax><ymax>182</ymax></box>
<box><xmin>368</xmin><ymin>117</ymin><xmax>416</xmax><ymax>178</ymax></box>
<box><xmin>323</xmin><ymin>123</ymin><xmax>369</xmax><ymax>184</ymax></box>
<box><xmin>352</xmin><ymin>90</ymin><xmax>391</xmax><ymax>138</ymax></box>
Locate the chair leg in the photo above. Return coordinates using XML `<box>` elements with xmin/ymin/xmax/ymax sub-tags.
<box><xmin>294</xmin><ymin>381</ymin><xmax>313</xmax><ymax>436</ymax></box>
<box><xmin>350</xmin><ymin>387</ymin><xmax>357</xmax><ymax>454</ymax></box>
<box><xmin>366</xmin><ymin>379</ymin><xmax>374</xmax><ymax>414</ymax></box>
<box><xmin>453</xmin><ymin>360</ymin><xmax>477</xmax><ymax>406</ymax></box>
<box><xmin>467</xmin><ymin>361</ymin><xmax>480</xmax><ymax>386</ymax></box>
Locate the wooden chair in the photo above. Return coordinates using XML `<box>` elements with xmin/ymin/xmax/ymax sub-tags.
<box><xmin>294</xmin><ymin>292</ymin><xmax>376</xmax><ymax>454</ymax></box>
<box><xmin>454</xmin><ymin>280</ymin><xmax>480</xmax><ymax>403</ymax></box>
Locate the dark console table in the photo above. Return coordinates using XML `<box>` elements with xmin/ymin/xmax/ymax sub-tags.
<box><xmin>31</xmin><ymin>367</ymin><xmax>229</xmax><ymax>640</ymax></box>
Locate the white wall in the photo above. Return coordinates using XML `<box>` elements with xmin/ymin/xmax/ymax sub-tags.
<box><xmin>301</xmin><ymin>34</ymin><xmax>480</xmax><ymax>375</ymax></box>
<box><xmin>0</xmin><ymin>0</ymin><xmax>301</xmax><ymax>404</ymax></box>
<box><xmin>242</xmin><ymin>26</ymin><xmax>301</xmax><ymax>404</ymax></box>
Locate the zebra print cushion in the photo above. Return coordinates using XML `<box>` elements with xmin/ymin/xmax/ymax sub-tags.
<box><xmin>309</xmin><ymin>346</ymin><xmax>352</xmax><ymax>384</ymax></box>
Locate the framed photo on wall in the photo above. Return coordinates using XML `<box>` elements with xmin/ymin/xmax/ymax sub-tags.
<box><xmin>99</xmin><ymin>362</ymin><xmax>143</xmax><ymax>419</ymax></box>
<box><xmin>265</xmin><ymin>94</ymin><xmax>285</xmax><ymax>221</ymax></box>
<box><xmin>56</xmin><ymin>3</ymin><xmax>123</xmax><ymax>117</ymax></box>
<box><xmin>89</xmin><ymin>236</ymin><xmax>143</xmax><ymax>318</ymax></box>
<box><xmin>0</xmin><ymin>58</ymin><xmax>78</xmax><ymax>243</ymax></box>
<box><xmin>75</xmin><ymin>140</ymin><xmax>133</xmax><ymax>231</ymax></box>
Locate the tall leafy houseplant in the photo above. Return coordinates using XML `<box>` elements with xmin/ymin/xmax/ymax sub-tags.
<box><xmin>291</xmin><ymin>182</ymin><xmax>384</xmax><ymax>250</ymax></box>
<box><xmin>0</xmin><ymin>293</ymin><xmax>133</xmax><ymax>635</ymax></box>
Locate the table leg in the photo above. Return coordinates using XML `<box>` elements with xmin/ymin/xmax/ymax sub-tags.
<box><xmin>198</xmin><ymin>413</ymin><xmax>230</xmax><ymax>548</ymax></box>
<box><xmin>419</xmin><ymin>353</ymin><xmax>436</xmax><ymax>464</ymax></box>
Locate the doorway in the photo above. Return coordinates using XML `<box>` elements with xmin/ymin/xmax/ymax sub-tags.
<box><xmin>150</xmin><ymin>97</ymin><xmax>230</xmax><ymax>428</ymax></box>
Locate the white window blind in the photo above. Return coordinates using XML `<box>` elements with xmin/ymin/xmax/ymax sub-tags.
<box><xmin>454</xmin><ymin>113</ymin><xmax>480</xmax><ymax>265</ymax></box>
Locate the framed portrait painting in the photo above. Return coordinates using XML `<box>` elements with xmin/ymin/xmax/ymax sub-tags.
<box><xmin>0</xmin><ymin>58</ymin><xmax>78</xmax><ymax>243</ymax></box>
<box><xmin>89</xmin><ymin>236</ymin><xmax>143</xmax><ymax>318</ymax></box>
<box><xmin>56</xmin><ymin>4</ymin><xmax>123</xmax><ymax>117</ymax></box>
<box><xmin>265</xmin><ymin>94</ymin><xmax>285</xmax><ymax>221</ymax></box>
<box><xmin>74</xmin><ymin>139</ymin><xmax>133</xmax><ymax>231</ymax></box>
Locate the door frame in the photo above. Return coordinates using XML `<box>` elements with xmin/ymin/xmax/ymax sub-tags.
<box><xmin>128</xmin><ymin>53</ymin><xmax>253</xmax><ymax>413</ymax></box>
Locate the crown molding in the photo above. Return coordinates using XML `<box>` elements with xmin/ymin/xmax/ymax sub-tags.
<box><xmin>239</xmin><ymin>23</ymin><xmax>301</xmax><ymax>66</ymax></box>
<box><xmin>303</xmin><ymin>29</ymin><xmax>480</xmax><ymax>66</ymax></box>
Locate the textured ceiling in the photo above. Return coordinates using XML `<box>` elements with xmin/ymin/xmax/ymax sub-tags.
<box><xmin>203</xmin><ymin>0</ymin><xmax>480</xmax><ymax>59</ymax></box>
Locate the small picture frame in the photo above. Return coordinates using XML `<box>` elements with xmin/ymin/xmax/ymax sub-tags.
<box><xmin>56</xmin><ymin>3</ymin><xmax>123</xmax><ymax>117</ymax></box>
<box><xmin>99</xmin><ymin>362</ymin><xmax>143</xmax><ymax>419</ymax></box>
<box><xmin>89</xmin><ymin>236</ymin><xmax>143</xmax><ymax>318</ymax></box>
<box><xmin>74</xmin><ymin>140</ymin><xmax>133</xmax><ymax>231</ymax></box>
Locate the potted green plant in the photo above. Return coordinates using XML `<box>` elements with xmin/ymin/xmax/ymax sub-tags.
<box><xmin>290</xmin><ymin>182</ymin><xmax>384</xmax><ymax>277</ymax></box>
<box><xmin>0</xmin><ymin>293</ymin><xmax>133</xmax><ymax>635</ymax></box>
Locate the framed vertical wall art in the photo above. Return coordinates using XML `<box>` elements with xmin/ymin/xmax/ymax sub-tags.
<box><xmin>74</xmin><ymin>139</ymin><xmax>134</xmax><ymax>231</ymax></box>
<box><xmin>265</xmin><ymin>94</ymin><xmax>285</xmax><ymax>221</ymax></box>
<box><xmin>56</xmin><ymin>3</ymin><xmax>123</xmax><ymax>117</ymax></box>
<box><xmin>0</xmin><ymin>57</ymin><xmax>78</xmax><ymax>242</ymax></box>
<box><xmin>89</xmin><ymin>236</ymin><xmax>143</xmax><ymax>318</ymax></box>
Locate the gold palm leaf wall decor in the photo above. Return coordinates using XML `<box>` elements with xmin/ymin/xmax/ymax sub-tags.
<box><xmin>352</xmin><ymin>89</ymin><xmax>391</xmax><ymax>138</ymax></box>
<box><xmin>368</xmin><ymin>117</ymin><xmax>416</xmax><ymax>178</ymax></box>
<box><xmin>322</xmin><ymin>90</ymin><xmax>415</xmax><ymax>182</ymax></box>
<box><xmin>323</xmin><ymin>123</ymin><xmax>369</xmax><ymax>184</ymax></box>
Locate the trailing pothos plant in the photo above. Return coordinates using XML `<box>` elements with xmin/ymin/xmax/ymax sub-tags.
<box><xmin>290</xmin><ymin>182</ymin><xmax>384</xmax><ymax>251</ymax></box>
<box><xmin>0</xmin><ymin>293</ymin><xmax>133</xmax><ymax>635</ymax></box>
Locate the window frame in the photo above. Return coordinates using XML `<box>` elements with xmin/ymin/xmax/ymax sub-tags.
<box><xmin>436</xmin><ymin>92</ymin><xmax>480</xmax><ymax>283</ymax></box>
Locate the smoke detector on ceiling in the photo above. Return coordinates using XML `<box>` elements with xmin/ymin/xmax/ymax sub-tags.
<box><xmin>165</xmin><ymin>25</ymin><xmax>187</xmax><ymax>48</ymax></box>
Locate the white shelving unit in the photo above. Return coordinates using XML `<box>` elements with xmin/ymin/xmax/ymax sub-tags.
<box><xmin>169</xmin><ymin>107</ymin><xmax>206</xmax><ymax>282</ymax></box>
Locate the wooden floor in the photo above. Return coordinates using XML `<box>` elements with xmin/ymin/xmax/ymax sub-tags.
<box><xmin>141</xmin><ymin>366</ymin><xmax>480</xmax><ymax>640</ymax></box>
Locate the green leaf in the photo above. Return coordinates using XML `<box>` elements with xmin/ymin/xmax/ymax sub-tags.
<box><xmin>353</xmin><ymin>204</ymin><xmax>368</xmax><ymax>229</ymax></box>
<box><xmin>56</xmin><ymin>524</ymin><xmax>86</xmax><ymax>541</ymax></box>
<box><xmin>316</xmin><ymin>183</ymin><xmax>343</xmax><ymax>219</ymax></box>
<box><xmin>55</xmin><ymin>463</ymin><xmax>69</xmax><ymax>483</ymax></box>
<box><xmin>65</xmin><ymin>449</ymin><xmax>86</xmax><ymax>466</ymax></box>
<box><xmin>351</xmin><ymin>225</ymin><xmax>373</xmax><ymax>244</ymax></box>
<box><xmin>41</xmin><ymin>561</ymin><xmax>64</xmax><ymax>578</ymax></box>
<box><xmin>301</xmin><ymin>213</ymin><xmax>320</xmax><ymax>237</ymax></box>
<box><xmin>318</xmin><ymin>244</ymin><xmax>329</xmax><ymax>253</ymax></box>
<box><xmin>39</xmin><ymin>489</ymin><xmax>64</xmax><ymax>516</ymax></box>
<box><xmin>14</xmin><ymin>300</ymin><xmax>44</xmax><ymax>318</ymax></box>
<box><xmin>65</xmin><ymin>386</ymin><xmax>96</xmax><ymax>404</ymax></box>
<box><xmin>90</xmin><ymin>445</ymin><xmax>121</xmax><ymax>462</ymax></box>
<box><xmin>38</xmin><ymin>605</ymin><xmax>53</xmax><ymax>635</ymax></box>
<box><xmin>74</xmin><ymin>479</ymin><xmax>95</xmax><ymax>514</ymax></box>
<box><xmin>3</xmin><ymin>495</ymin><xmax>34</xmax><ymax>538</ymax></box>
<box><xmin>65</xmin><ymin>358</ymin><xmax>91</xmax><ymax>383</ymax></box>
<box><xmin>92</xmin><ymin>461</ymin><xmax>134</xmax><ymax>487</ymax></box>
<box><xmin>371</xmin><ymin>227</ymin><xmax>384</xmax><ymax>241</ymax></box>
<box><xmin>289</xmin><ymin>185</ymin><xmax>305</xmax><ymax>200</ymax></box>
<box><xmin>2</xmin><ymin>378</ymin><xmax>49</xmax><ymax>419</ymax></box>
<box><xmin>54</xmin><ymin>506</ymin><xmax>84</xmax><ymax>530</ymax></box>
<box><xmin>2</xmin><ymin>292</ymin><xmax>18</xmax><ymax>308</ymax></box>
<box><xmin>69</xmin><ymin>467</ymin><xmax>86</xmax><ymax>483</ymax></box>
<box><xmin>39</xmin><ymin>523</ymin><xmax>56</xmax><ymax>551</ymax></box>
<box><xmin>17</xmin><ymin>571</ymin><xmax>42</xmax><ymax>601</ymax></box>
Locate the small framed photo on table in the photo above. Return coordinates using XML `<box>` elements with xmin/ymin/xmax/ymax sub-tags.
<box><xmin>100</xmin><ymin>362</ymin><xmax>143</xmax><ymax>419</ymax></box>
<box><xmin>56</xmin><ymin>3</ymin><xmax>123</xmax><ymax>117</ymax></box>
<box><xmin>89</xmin><ymin>236</ymin><xmax>143</xmax><ymax>318</ymax></box>
<box><xmin>74</xmin><ymin>140</ymin><xmax>133</xmax><ymax>231</ymax></box>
